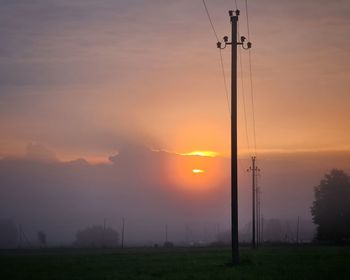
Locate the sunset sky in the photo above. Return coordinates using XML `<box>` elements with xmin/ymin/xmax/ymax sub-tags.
<box><xmin>0</xmin><ymin>0</ymin><xmax>350</xmax><ymax>245</ymax></box>
<box><xmin>0</xmin><ymin>0</ymin><xmax>349</xmax><ymax>161</ymax></box>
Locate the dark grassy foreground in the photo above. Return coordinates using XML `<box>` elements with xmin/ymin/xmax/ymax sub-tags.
<box><xmin>1</xmin><ymin>246</ymin><xmax>350</xmax><ymax>280</ymax></box>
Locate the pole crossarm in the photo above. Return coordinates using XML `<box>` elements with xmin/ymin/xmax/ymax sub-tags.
<box><xmin>216</xmin><ymin>11</ymin><xmax>252</xmax><ymax>51</ymax></box>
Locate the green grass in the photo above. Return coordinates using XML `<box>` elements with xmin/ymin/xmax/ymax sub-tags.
<box><xmin>0</xmin><ymin>246</ymin><xmax>350</xmax><ymax>280</ymax></box>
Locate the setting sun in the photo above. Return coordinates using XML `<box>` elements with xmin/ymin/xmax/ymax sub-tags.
<box><xmin>192</xmin><ymin>168</ymin><xmax>205</xmax><ymax>174</ymax></box>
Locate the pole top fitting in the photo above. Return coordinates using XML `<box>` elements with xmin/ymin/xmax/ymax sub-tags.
<box><xmin>229</xmin><ymin>10</ymin><xmax>240</xmax><ymax>17</ymax></box>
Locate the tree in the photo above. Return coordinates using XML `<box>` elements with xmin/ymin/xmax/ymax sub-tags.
<box><xmin>37</xmin><ymin>231</ymin><xmax>47</xmax><ymax>247</ymax></box>
<box><xmin>311</xmin><ymin>169</ymin><xmax>350</xmax><ymax>242</ymax></box>
<box><xmin>74</xmin><ymin>225</ymin><xmax>119</xmax><ymax>248</ymax></box>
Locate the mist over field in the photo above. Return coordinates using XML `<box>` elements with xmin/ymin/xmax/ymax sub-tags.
<box><xmin>1</xmin><ymin>143</ymin><xmax>348</xmax><ymax>246</ymax></box>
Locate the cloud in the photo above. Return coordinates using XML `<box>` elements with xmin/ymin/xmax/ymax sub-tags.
<box><xmin>25</xmin><ymin>142</ymin><xmax>58</xmax><ymax>162</ymax></box>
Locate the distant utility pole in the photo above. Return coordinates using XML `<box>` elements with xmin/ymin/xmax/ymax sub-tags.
<box><xmin>18</xmin><ymin>224</ymin><xmax>22</xmax><ymax>248</ymax></box>
<box><xmin>103</xmin><ymin>218</ymin><xmax>106</xmax><ymax>247</ymax></box>
<box><xmin>256</xmin><ymin>185</ymin><xmax>260</xmax><ymax>246</ymax></box>
<box><xmin>165</xmin><ymin>224</ymin><xmax>168</xmax><ymax>243</ymax></box>
<box><xmin>256</xmin><ymin>172</ymin><xmax>262</xmax><ymax>246</ymax></box>
<box><xmin>217</xmin><ymin>9</ymin><xmax>251</xmax><ymax>265</ymax></box>
<box><xmin>247</xmin><ymin>156</ymin><xmax>260</xmax><ymax>249</ymax></box>
<box><xmin>296</xmin><ymin>216</ymin><xmax>300</xmax><ymax>244</ymax></box>
<box><xmin>121</xmin><ymin>217</ymin><xmax>125</xmax><ymax>249</ymax></box>
<box><xmin>261</xmin><ymin>216</ymin><xmax>264</xmax><ymax>244</ymax></box>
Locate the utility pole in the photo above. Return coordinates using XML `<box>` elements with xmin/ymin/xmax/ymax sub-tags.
<box><xmin>247</xmin><ymin>156</ymin><xmax>260</xmax><ymax>249</ymax></box>
<box><xmin>256</xmin><ymin>169</ymin><xmax>262</xmax><ymax>246</ymax></box>
<box><xmin>121</xmin><ymin>217</ymin><xmax>125</xmax><ymax>249</ymax></box>
<box><xmin>261</xmin><ymin>216</ymin><xmax>264</xmax><ymax>244</ymax></box>
<box><xmin>256</xmin><ymin>185</ymin><xmax>260</xmax><ymax>247</ymax></box>
<box><xmin>165</xmin><ymin>224</ymin><xmax>168</xmax><ymax>243</ymax></box>
<box><xmin>217</xmin><ymin>9</ymin><xmax>251</xmax><ymax>265</ymax></box>
<box><xmin>103</xmin><ymin>218</ymin><xmax>106</xmax><ymax>247</ymax></box>
<box><xmin>18</xmin><ymin>224</ymin><xmax>22</xmax><ymax>248</ymax></box>
<box><xmin>296</xmin><ymin>216</ymin><xmax>300</xmax><ymax>245</ymax></box>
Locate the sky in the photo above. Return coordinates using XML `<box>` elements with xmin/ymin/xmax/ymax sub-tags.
<box><xmin>0</xmin><ymin>0</ymin><xmax>349</xmax><ymax>160</ymax></box>
<box><xmin>0</xmin><ymin>0</ymin><xmax>349</xmax><ymax>245</ymax></box>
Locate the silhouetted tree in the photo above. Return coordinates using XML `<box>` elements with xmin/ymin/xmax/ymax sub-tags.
<box><xmin>0</xmin><ymin>219</ymin><xmax>18</xmax><ymax>248</ymax></box>
<box><xmin>37</xmin><ymin>231</ymin><xmax>47</xmax><ymax>247</ymax></box>
<box><xmin>311</xmin><ymin>169</ymin><xmax>350</xmax><ymax>242</ymax></box>
<box><xmin>74</xmin><ymin>225</ymin><xmax>119</xmax><ymax>248</ymax></box>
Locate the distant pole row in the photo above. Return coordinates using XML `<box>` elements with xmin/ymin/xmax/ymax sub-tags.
<box><xmin>248</xmin><ymin>156</ymin><xmax>261</xmax><ymax>248</ymax></box>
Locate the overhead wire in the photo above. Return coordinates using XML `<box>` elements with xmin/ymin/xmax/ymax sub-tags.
<box><xmin>202</xmin><ymin>0</ymin><xmax>256</xmax><ymax>158</ymax></box>
<box><xmin>245</xmin><ymin>0</ymin><xmax>257</xmax><ymax>155</ymax></box>
<box><xmin>244</xmin><ymin>1</ymin><xmax>262</xmax><ymax>240</ymax></box>
<box><xmin>219</xmin><ymin>49</ymin><xmax>231</xmax><ymax>115</ymax></box>
<box><xmin>202</xmin><ymin>0</ymin><xmax>219</xmax><ymax>42</ymax></box>
<box><xmin>202</xmin><ymin>0</ymin><xmax>231</xmax><ymax>115</ymax></box>
<box><xmin>235</xmin><ymin>0</ymin><xmax>251</xmax><ymax>156</ymax></box>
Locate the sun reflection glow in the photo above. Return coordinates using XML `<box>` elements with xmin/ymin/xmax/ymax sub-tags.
<box><xmin>192</xmin><ymin>168</ymin><xmax>205</xmax><ymax>174</ymax></box>
<box><xmin>181</xmin><ymin>150</ymin><xmax>217</xmax><ymax>157</ymax></box>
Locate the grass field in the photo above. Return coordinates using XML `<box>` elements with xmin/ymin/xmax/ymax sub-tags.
<box><xmin>0</xmin><ymin>246</ymin><xmax>350</xmax><ymax>280</ymax></box>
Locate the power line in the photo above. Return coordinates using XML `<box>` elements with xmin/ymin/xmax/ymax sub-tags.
<box><xmin>202</xmin><ymin>0</ymin><xmax>231</xmax><ymax>116</ymax></box>
<box><xmin>244</xmin><ymin>0</ymin><xmax>251</xmax><ymax>39</ymax></box>
<box><xmin>234</xmin><ymin>0</ymin><xmax>252</xmax><ymax>155</ymax></box>
<box><xmin>202</xmin><ymin>0</ymin><xmax>219</xmax><ymax>42</ymax></box>
<box><xmin>203</xmin><ymin>0</ymin><xmax>253</xmax><ymax>156</ymax></box>
<box><xmin>219</xmin><ymin>49</ymin><xmax>231</xmax><ymax>115</ymax></box>
<box><xmin>238</xmin><ymin>24</ymin><xmax>251</xmax><ymax>155</ymax></box>
<box><xmin>245</xmin><ymin>0</ymin><xmax>257</xmax><ymax>155</ymax></box>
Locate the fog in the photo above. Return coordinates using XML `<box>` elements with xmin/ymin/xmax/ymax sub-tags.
<box><xmin>1</xmin><ymin>143</ymin><xmax>349</xmax><ymax>247</ymax></box>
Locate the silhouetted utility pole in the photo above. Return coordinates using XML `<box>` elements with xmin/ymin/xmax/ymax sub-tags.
<box><xmin>256</xmin><ymin>184</ymin><xmax>260</xmax><ymax>246</ymax></box>
<box><xmin>217</xmin><ymin>9</ymin><xmax>251</xmax><ymax>265</ymax></box>
<box><xmin>165</xmin><ymin>224</ymin><xmax>168</xmax><ymax>243</ymax></box>
<box><xmin>256</xmin><ymin>167</ymin><xmax>262</xmax><ymax>246</ymax></box>
<box><xmin>18</xmin><ymin>224</ymin><xmax>22</xmax><ymax>248</ymax></box>
<box><xmin>247</xmin><ymin>156</ymin><xmax>260</xmax><ymax>248</ymax></box>
<box><xmin>103</xmin><ymin>218</ymin><xmax>106</xmax><ymax>247</ymax></box>
<box><xmin>261</xmin><ymin>216</ymin><xmax>264</xmax><ymax>244</ymax></box>
<box><xmin>121</xmin><ymin>217</ymin><xmax>125</xmax><ymax>249</ymax></box>
<box><xmin>296</xmin><ymin>216</ymin><xmax>300</xmax><ymax>244</ymax></box>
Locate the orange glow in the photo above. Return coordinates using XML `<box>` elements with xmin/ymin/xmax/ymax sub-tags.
<box><xmin>181</xmin><ymin>150</ymin><xmax>218</xmax><ymax>157</ymax></box>
<box><xmin>192</xmin><ymin>168</ymin><xmax>205</xmax><ymax>174</ymax></box>
<box><xmin>165</xmin><ymin>151</ymin><xmax>226</xmax><ymax>192</ymax></box>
